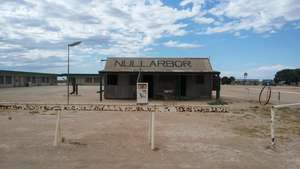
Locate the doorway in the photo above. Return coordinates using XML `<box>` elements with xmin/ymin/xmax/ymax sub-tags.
<box><xmin>142</xmin><ymin>75</ymin><xmax>154</xmax><ymax>98</ymax></box>
<box><xmin>180</xmin><ymin>75</ymin><xmax>186</xmax><ymax>97</ymax></box>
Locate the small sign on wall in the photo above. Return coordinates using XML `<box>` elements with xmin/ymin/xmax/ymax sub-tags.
<box><xmin>137</xmin><ymin>82</ymin><xmax>148</xmax><ymax>104</ymax></box>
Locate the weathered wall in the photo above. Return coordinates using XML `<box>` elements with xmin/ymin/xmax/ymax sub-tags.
<box><xmin>104</xmin><ymin>73</ymin><xmax>136</xmax><ymax>99</ymax></box>
<box><xmin>104</xmin><ymin>73</ymin><xmax>213</xmax><ymax>100</ymax></box>
<box><xmin>186</xmin><ymin>74</ymin><xmax>212</xmax><ymax>99</ymax></box>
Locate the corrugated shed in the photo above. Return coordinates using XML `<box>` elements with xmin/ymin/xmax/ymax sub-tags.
<box><xmin>103</xmin><ymin>57</ymin><xmax>214</xmax><ymax>72</ymax></box>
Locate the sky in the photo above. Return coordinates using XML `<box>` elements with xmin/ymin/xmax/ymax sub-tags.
<box><xmin>0</xmin><ymin>0</ymin><xmax>300</xmax><ymax>79</ymax></box>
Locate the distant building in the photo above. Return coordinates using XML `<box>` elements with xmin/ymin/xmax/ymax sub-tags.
<box><xmin>0</xmin><ymin>70</ymin><xmax>57</xmax><ymax>88</ymax></box>
<box><xmin>99</xmin><ymin>57</ymin><xmax>220</xmax><ymax>100</ymax></box>
<box><xmin>262</xmin><ymin>79</ymin><xmax>275</xmax><ymax>86</ymax></box>
<box><xmin>233</xmin><ymin>79</ymin><xmax>261</xmax><ymax>85</ymax></box>
<box><xmin>59</xmin><ymin>74</ymin><xmax>101</xmax><ymax>85</ymax></box>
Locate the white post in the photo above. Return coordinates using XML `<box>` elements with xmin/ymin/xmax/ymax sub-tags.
<box><xmin>271</xmin><ymin>107</ymin><xmax>275</xmax><ymax>146</ymax></box>
<box><xmin>245</xmin><ymin>87</ymin><xmax>250</xmax><ymax>100</ymax></box>
<box><xmin>54</xmin><ymin>111</ymin><xmax>62</xmax><ymax>146</ymax></box>
<box><xmin>151</xmin><ymin>112</ymin><xmax>155</xmax><ymax>150</ymax></box>
<box><xmin>148</xmin><ymin>112</ymin><xmax>152</xmax><ymax>145</ymax></box>
<box><xmin>247</xmin><ymin>88</ymin><xmax>250</xmax><ymax>99</ymax></box>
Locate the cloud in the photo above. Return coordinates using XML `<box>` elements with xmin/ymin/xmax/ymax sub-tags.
<box><xmin>185</xmin><ymin>0</ymin><xmax>300</xmax><ymax>34</ymax></box>
<box><xmin>0</xmin><ymin>0</ymin><xmax>194</xmax><ymax>72</ymax></box>
<box><xmin>194</xmin><ymin>17</ymin><xmax>215</xmax><ymax>24</ymax></box>
<box><xmin>1</xmin><ymin>0</ymin><xmax>299</xmax><ymax>73</ymax></box>
<box><xmin>224</xmin><ymin>64</ymin><xmax>296</xmax><ymax>79</ymax></box>
<box><xmin>163</xmin><ymin>40</ymin><xmax>203</xmax><ymax>48</ymax></box>
<box><xmin>0</xmin><ymin>42</ymin><xmax>23</xmax><ymax>50</ymax></box>
<box><xmin>254</xmin><ymin>65</ymin><xmax>294</xmax><ymax>72</ymax></box>
<box><xmin>247</xmin><ymin>64</ymin><xmax>296</xmax><ymax>79</ymax></box>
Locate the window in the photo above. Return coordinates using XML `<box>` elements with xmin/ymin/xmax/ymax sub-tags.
<box><xmin>196</xmin><ymin>75</ymin><xmax>204</xmax><ymax>84</ymax></box>
<box><xmin>45</xmin><ymin>77</ymin><xmax>49</xmax><ymax>83</ymax></box>
<box><xmin>129</xmin><ymin>75</ymin><xmax>137</xmax><ymax>85</ymax></box>
<box><xmin>6</xmin><ymin>76</ymin><xmax>12</xmax><ymax>84</ymax></box>
<box><xmin>107</xmin><ymin>75</ymin><xmax>118</xmax><ymax>85</ymax></box>
<box><xmin>0</xmin><ymin>76</ymin><xmax>4</xmax><ymax>84</ymax></box>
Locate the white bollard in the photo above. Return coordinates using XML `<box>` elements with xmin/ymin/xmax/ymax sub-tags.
<box><xmin>247</xmin><ymin>88</ymin><xmax>250</xmax><ymax>99</ymax></box>
<box><xmin>271</xmin><ymin>108</ymin><xmax>275</xmax><ymax>146</ymax></box>
<box><xmin>54</xmin><ymin>111</ymin><xmax>62</xmax><ymax>146</ymax></box>
<box><xmin>151</xmin><ymin>112</ymin><xmax>155</xmax><ymax>150</ymax></box>
<box><xmin>148</xmin><ymin>112</ymin><xmax>152</xmax><ymax>145</ymax></box>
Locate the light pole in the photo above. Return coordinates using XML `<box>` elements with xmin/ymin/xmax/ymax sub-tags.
<box><xmin>67</xmin><ymin>41</ymin><xmax>81</xmax><ymax>105</ymax></box>
<box><xmin>99</xmin><ymin>59</ymin><xmax>107</xmax><ymax>102</ymax></box>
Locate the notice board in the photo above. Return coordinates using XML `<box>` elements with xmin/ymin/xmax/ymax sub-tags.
<box><xmin>137</xmin><ymin>82</ymin><xmax>148</xmax><ymax>104</ymax></box>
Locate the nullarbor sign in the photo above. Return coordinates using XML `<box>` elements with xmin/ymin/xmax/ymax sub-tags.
<box><xmin>114</xmin><ymin>59</ymin><xmax>192</xmax><ymax>68</ymax></box>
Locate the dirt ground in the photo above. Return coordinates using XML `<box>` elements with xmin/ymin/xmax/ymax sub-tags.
<box><xmin>0</xmin><ymin>85</ymin><xmax>300</xmax><ymax>169</ymax></box>
<box><xmin>0</xmin><ymin>85</ymin><xmax>299</xmax><ymax>104</ymax></box>
<box><xmin>222</xmin><ymin>85</ymin><xmax>300</xmax><ymax>104</ymax></box>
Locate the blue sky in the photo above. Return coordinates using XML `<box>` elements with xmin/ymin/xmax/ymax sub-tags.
<box><xmin>0</xmin><ymin>0</ymin><xmax>299</xmax><ymax>79</ymax></box>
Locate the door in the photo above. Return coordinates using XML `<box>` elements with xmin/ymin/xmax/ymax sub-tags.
<box><xmin>142</xmin><ymin>75</ymin><xmax>154</xmax><ymax>98</ymax></box>
<box><xmin>180</xmin><ymin>75</ymin><xmax>186</xmax><ymax>97</ymax></box>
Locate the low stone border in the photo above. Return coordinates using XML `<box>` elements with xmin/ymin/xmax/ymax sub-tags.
<box><xmin>0</xmin><ymin>103</ymin><xmax>228</xmax><ymax>113</ymax></box>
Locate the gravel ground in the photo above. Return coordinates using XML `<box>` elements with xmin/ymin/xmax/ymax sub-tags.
<box><xmin>0</xmin><ymin>85</ymin><xmax>300</xmax><ymax>169</ymax></box>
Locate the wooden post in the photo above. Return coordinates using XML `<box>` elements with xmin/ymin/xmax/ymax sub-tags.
<box><xmin>271</xmin><ymin>107</ymin><xmax>275</xmax><ymax>146</ymax></box>
<box><xmin>216</xmin><ymin>73</ymin><xmax>220</xmax><ymax>100</ymax></box>
<box><xmin>54</xmin><ymin>111</ymin><xmax>62</xmax><ymax>146</ymax></box>
<box><xmin>246</xmin><ymin>88</ymin><xmax>250</xmax><ymax>99</ymax></box>
<box><xmin>151</xmin><ymin>112</ymin><xmax>155</xmax><ymax>150</ymax></box>
<box><xmin>278</xmin><ymin>92</ymin><xmax>280</xmax><ymax>105</ymax></box>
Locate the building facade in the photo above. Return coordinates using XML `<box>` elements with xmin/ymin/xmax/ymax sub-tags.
<box><xmin>99</xmin><ymin>57</ymin><xmax>220</xmax><ymax>100</ymax></box>
<box><xmin>233</xmin><ymin>79</ymin><xmax>261</xmax><ymax>85</ymax></box>
<box><xmin>0</xmin><ymin>70</ymin><xmax>57</xmax><ymax>88</ymax></box>
<box><xmin>59</xmin><ymin>74</ymin><xmax>101</xmax><ymax>85</ymax></box>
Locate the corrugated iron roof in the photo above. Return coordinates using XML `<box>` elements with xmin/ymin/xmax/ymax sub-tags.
<box><xmin>102</xmin><ymin>57</ymin><xmax>215</xmax><ymax>73</ymax></box>
<box><xmin>0</xmin><ymin>70</ymin><xmax>58</xmax><ymax>76</ymax></box>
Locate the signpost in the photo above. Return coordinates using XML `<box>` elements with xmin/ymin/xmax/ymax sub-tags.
<box><xmin>137</xmin><ymin>83</ymin><xmax>148</xmax><ymax>105</ymax></box>
<box><xmin>136</xmin><ymin>82</ymin><xmax>155</xmax><ymax>150</ymax></box>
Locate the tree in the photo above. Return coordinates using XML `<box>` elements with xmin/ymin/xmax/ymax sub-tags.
<box><xmin>221</xmin><ymin>76</ymin><xmax>229</xmax><ymax>84</ymax></box>
<box><xmin>229</xmin><ymin>76</ymin><xmax>235</xmax><ymax>83</ymax></box>
<box><xmin>274</xmin><ymin>69</ymin><xmax>300</xmax><ymax>84</ymax></box>
<box><xmin>243</xmin><ymin>72</ymin><xmax>248</xmax><ymax>80</ymax></box>
<box><xmin>221</xmin><ymin>76</ymin><xmax>235</xmax><ymax>84</ymax></box>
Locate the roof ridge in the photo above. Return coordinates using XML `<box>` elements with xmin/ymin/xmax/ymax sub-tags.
<box><xmin>107</xmin><ymin>57</ymin><xmax>210</xmax><ymax>59</ymax></box>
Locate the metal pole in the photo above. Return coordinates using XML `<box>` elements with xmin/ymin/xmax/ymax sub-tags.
<box><xmin>100</xmin><ymin>75</ymin><xmax>102</xmax><ymax>102</ymax></box>
<box><xmin>67</xmin><ymin>45</ymin><xmax>70</xmax><ymax>105</ymax></box>
<box><xmin>271</xmin><ymin>107</ymin><xmax>275</xmax><ymax>146</ymax></box>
